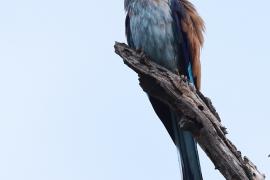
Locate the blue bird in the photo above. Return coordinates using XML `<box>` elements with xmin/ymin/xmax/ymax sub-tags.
<box><xmin>125</xmin><ymin>0</ymin><xmax>205</xmax><ymax>179</ymax></box>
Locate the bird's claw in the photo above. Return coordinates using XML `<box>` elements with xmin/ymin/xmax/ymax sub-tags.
<box><xmin>173</xmin><ymin>70</ymin><xmax>180</xmax><ymax>76</ymax></box>
<box><xmin>180</xmin><ymin>75</ymin><xmax>188</xmax><ymax>81</ymax></box>
<box><xmin>179</xmin><ymin>75</ymin><xmax>196</xmax><ymax>91</ymax></box>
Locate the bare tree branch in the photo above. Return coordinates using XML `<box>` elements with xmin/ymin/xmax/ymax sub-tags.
<box><xmin>114</xmin><ymin>42</ymin><xmax>265</xmax><ymax>180</ymax></box>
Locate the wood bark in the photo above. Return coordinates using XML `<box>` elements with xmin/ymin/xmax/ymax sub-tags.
<box><xmin>114</xmin><ymin>42</ymin><xmax>265</xmax><ymax>180</ymax></box>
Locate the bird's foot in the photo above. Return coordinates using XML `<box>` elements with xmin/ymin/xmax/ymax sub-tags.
<box><xmin>180</xmin><ymin>74</ymin><xmax>188</xmax><ymax>81</ymax></box>
<box><xmin>179</xmin><ymin>75</ymin><xmax>196</xmax><ymax>91</ymax></box>
<box><xmin>173</xmin><ymin>69</ymin><xmax>180</xmax><ymax>76</ymax></box>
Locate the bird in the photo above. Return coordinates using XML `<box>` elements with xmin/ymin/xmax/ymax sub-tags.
<box><xmin>124</xmin><ymin>0</ymin><xmax>205</xmax><ymax>179</ymax></box>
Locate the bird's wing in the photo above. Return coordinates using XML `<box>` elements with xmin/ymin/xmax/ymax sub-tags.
<box><xmin>125</xmin><ymin>13</ymin><xmax>134</xmax><ymax>48</ymax></box>
<box><xmin>171</xmin><ymin>0</ymin><xmax>205</xmax><ymax>90</ymax></box>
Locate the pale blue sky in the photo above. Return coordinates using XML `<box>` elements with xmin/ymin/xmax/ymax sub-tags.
<box><xmin>0</xmin><ymin>0</ymin><xmax>269</xmax><ymax>179</ymax></box>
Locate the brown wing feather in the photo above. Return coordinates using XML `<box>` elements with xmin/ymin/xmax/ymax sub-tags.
<box><xmin>180</xmin><ymin>0</ymin><xmax>205</xmax><ymax>90</ymax></box>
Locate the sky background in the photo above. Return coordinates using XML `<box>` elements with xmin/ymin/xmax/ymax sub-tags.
<box><xmin>0</xmin><ymin>0</ymin><xmax>269</xmax><ymax>179</ymax></box>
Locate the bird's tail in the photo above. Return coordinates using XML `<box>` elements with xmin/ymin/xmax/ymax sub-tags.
<box><xmin>149</xmin><ymin>96</ymin><xmax>202</xmax><ymax>180</ymax></box>
<box><xmin>171</xmin><ymin>111</ymin><xmax>203</xmax><ymax>180</ymax></box>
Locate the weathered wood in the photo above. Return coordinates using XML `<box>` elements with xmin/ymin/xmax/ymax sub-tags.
<box><xmin>114</xmin><ymin>42</ymin><xmax>265</xmax><ymax>180</ymax></box>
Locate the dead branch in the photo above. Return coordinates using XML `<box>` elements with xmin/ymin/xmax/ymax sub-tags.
<box><xmin>114</xmin><ymin>42</ymin><xmax>265</xmax><ymax>180</ymax></box>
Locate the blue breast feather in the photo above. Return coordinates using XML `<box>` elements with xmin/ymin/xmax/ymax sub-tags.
<box><xmin>126</xmin><ymin>0</ymin><xmax>194</xmax><ymax>83</ymax></box>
